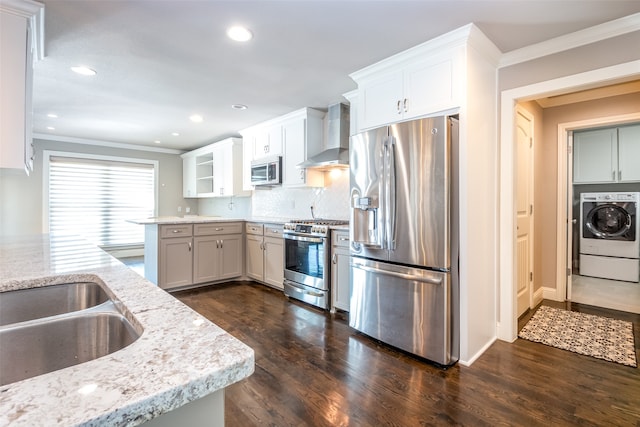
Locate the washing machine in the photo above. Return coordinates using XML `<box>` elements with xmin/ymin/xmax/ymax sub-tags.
<box><xmin>579</xmin><ymin>192</ymin><xmax>639</xmax><ymax>282</ymax></box>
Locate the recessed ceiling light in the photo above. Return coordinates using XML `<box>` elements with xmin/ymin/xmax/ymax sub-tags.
<box><xmin>231</xmin><ymin>104</ymin><xmax>248</xmax><ymax>110</ymax></box>
<box><xmin>171</xmin><ymin>132</ymin><xmax>180</xmax><ymax>136</ymax></box>
<box><xmin>47</xmin><ymin>126</ymin><xmax>55</xmax><ymax>130</ymax></box>
<box><xmin>47</xmin><ymin>113</ymin><xmax>58</xmax><ymax>118</ymax></box>
<box><xmin>71</xmin><ymin>66</ymin><xmax>97</xmax><ymax>76</ymax></box>
<box><xmin>227</xmin><ymin>26</ymin><xmax>253</xmax><ymax>42</ymax></box>
<box><xmin>189</xmin><ymin>114</ymin><xmax>203</xmax><ymax>123</ymax></box>
<box><xmin>154</xmin><ymin>140</ymin><xmax>161</xmax><ymax>144</ymax></box>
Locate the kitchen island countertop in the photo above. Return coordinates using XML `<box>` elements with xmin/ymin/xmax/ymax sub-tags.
<box><xmin>0</xmin><ymin>234</ymin><xmax>254</xmax><ymax>426</ymax></box>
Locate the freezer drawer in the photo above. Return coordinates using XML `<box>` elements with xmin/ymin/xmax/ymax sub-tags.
<box><xmin>349</xmin><ymin>257</ymin><xmax>457</xmax><ymax>365</ymax></box>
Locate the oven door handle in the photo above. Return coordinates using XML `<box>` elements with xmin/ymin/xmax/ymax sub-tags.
<box><xmin>284</xmin><ymin>234</ymin><xmax>325</xmax><ymax>243</ymax></box>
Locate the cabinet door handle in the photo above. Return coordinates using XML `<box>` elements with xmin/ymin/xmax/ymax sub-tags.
<box><xmin>612</xmin><ymin>170</ymin><xmax>615</xmax><ymax>180</ymax></box>
<box><xmin>188</xmin><ymin>242</ymin><xmax>192</xmax><ymax>252</ymax></box>
<box><xmin>332</xmin><ymin>254</ymin><xmax>337</xmax><ymax>264</ymax></box>
<box><xmin>396</xmin><ymin>100</ymin><xmax>401</xmax><ymax>114</ymax></box>
<box><xmin>220</xmin><ymin>188</ymin><xmax>224</xmax><ymax>195</ymax></box>
<box><xmin>403</xmin><ymin>98</ymin><xmax>408</xmax><ymax>112</ymax></box>
<box><xmin>619</xmin><ymin>170</ymin><xmax>622</xmax><ymax>181</ymax></box>
<box><xmin>300</xmin><ymin>169</ymin><xmax>305</xmax><ymax>180</ymax></box>
<box><xmin>220</xmin><ymin>240</ymin><xmax>223</xmax><ymax>248</ymax></box>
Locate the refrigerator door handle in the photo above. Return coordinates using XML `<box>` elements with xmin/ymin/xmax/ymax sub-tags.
<box><xmin>352</xmin><ymin>263</ymin><xmax>443</xmax><ymax>285</ymax></box>
<box><xmin>387</xmin><ymin>137</ymin><xmax>397</xmax><ymax>250</ymax></box>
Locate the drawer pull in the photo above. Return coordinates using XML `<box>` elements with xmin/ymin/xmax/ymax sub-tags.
<box><xmin>172</xmin><ymin>230</ymin><xmax>182</xmax><ymax>233</ymax></box>
<box><xmin>215</xmin><ymin>227</ymin><xmax>223</xmax><ymax>231</ymax></box>
<box><xmin>338</xmin><ymin>237</ymin><xmax>349</xmax><ymax>241</ymax></box>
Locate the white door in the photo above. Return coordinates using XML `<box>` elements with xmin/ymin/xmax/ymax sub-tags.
<box><xmin>566</xmin><ymin>132</ymin><xmax>575</xmax><ymax>301</ymax></box>
<box><xmin>515</xmin><ymin>106</ymin><xmax>534</xmax><ymax>317</ymax></box>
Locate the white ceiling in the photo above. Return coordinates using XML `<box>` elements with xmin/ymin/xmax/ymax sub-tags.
<box><xmin>33</xmin><ymin>0</ymin><xmax>640</xmax><ymax>151</ymax></box>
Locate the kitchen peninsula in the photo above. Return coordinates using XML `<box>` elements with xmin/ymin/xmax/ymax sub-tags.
<box><xmin>0</xmin><ymin>234</ymin><xmax>254</xmax><ymax>426</ymax></box>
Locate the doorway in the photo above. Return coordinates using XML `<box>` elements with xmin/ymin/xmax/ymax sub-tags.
<box><xmin>498</xmin><ymin>60</ymin><xmax>640</xmax><ymax>342</ymax></box>
<box><xmin>560</xmin><ymin>119</ymin><xmax>640</xmax><ymax>314</ymax></box>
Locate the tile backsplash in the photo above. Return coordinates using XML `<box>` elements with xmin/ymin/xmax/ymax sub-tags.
<box><xmin>198</xmin><ymin>169</ymin><xmax>350</xmax><ymax>220</ymax></box>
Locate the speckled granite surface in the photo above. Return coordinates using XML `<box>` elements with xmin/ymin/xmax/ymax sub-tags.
<box><xmin>0</xmin><ymin>234</ymin><xmax>254</xmax><ymax>427</ymax></box>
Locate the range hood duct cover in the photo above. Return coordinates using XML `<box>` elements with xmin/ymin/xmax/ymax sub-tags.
<box><xmin>298</xmin><ymin>103</ymin><xmax>350</xmax><ymax>169</ymax></box>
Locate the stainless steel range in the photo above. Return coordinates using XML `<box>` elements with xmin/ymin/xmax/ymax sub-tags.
<box><xmin>283</xmin><ymin>219</ymin><xmax>348</xmax><ymax>310</ymax></box>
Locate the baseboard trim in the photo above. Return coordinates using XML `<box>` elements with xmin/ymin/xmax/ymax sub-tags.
<box><xmin>542</xmin><ymin>286</ymin><xmax>562</xmax><ymax>302</ymax></box>
<box><xmin>459</xmin><ymin>336</ymin><xmax>497</xmax><ymax>366</ymax></box>
<box><xmin>533</xmin><ymin>286</ymin><xmax>544</xmax><ymax>306</ymax></box>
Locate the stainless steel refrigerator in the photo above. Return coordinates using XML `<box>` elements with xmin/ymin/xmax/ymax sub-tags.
<box><xmin>349</xmin><ymin>115</ymin><xmax>459</xmax><ymax>365</ymax></box>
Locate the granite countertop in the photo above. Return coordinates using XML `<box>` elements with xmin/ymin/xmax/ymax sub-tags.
<box><xmin>0</xmin><ymin>234</ymin><xmax>254</xmax><ymax>426</ymax></box>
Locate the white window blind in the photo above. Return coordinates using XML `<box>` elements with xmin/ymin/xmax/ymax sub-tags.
<box><xmin>48</xmin><ymin>156</ymin><xmax>155</xmax><ymax>248</ymax></box>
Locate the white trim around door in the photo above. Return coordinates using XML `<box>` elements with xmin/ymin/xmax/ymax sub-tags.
<box><xmin>556</xmin><ymin>112</ymin><xmax>640</xmax><ymax>304</ymax></box>
<box><xmin>498</xmin><ymin>59</ymin><xmax>640</xmax><ymax>343</ymax></box>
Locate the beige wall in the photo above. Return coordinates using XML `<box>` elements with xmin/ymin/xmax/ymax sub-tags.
<box><xmin>499</xmin><ymin>32</ymin><xmax>640</xmax><ymax>92</ymax></box>
<box><xmin>0</xmin><ymin>139</ymin><xmax>193</xmax><ymax>236</ymax></box>
<box><xmin>526</xmin><ymin>92</ymin><xmax>640</xmax><ymax>292</ymax></box>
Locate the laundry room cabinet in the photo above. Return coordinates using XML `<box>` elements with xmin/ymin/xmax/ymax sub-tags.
<box><xmin>573</xmin><ymin>124</ymin><xmax>640</xmax><ymax>184</ymax></box>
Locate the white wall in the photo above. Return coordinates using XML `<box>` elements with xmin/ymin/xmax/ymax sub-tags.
<box><xmin>0</xmin><ymin>139</ymin><xmax>194</xmax><ymax>236</ymax></box>
<box><xmin>198</xmin><ymin>168</ymin><xmax>350</xmax><ymax>220</ymax></box>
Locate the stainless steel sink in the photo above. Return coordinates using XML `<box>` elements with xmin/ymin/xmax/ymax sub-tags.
<box><xmin>0</xmin><ymin>284</ymin><xmax>142</xmax><ymax>387</ymax></box>
<box><xmin>0</xmin><ymin>282</ymin><xmax>110</xmax><ymax>326</ymax></box>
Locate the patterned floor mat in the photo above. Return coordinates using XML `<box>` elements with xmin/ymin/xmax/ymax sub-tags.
<box><xmin>518</xmin><ymin>305</ymin><xmax>637</xmax><ymax>367</ymax></box>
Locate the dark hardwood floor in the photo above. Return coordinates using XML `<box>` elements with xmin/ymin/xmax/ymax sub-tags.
<box><xmin>174</xmin><ymin>282</ymin><xmax>640</xmax><ymax>426</ymax></box>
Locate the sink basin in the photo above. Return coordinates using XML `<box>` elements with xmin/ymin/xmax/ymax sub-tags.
<box><xmin>0</xmin><ymin>282</ymin><xmax>110</xmax><ymax>326</ymax></box>
<box><xmin>0</xmin><ymin>282</ymin><xmax>142</xmax><ymax>387</ymax></box>
<box><xmin>0</xmin><ymin>307</ymin><xmax>141</xmax><ymax>386</ymax></box>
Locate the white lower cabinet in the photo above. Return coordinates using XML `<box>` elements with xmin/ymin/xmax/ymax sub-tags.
<box><xmin>331</xmin><ymin>231</ymin><xmax>350</xmax><ymax>312</ymax></box>
<box><xmin>148</xmin><ymin>222</ymin><xmax>243</xmax><ymax>290</ymax></box>
<box><xmin>245</xmin><ymin>222</ymin><xmax>284</xmax><ymax>290</ymax></box>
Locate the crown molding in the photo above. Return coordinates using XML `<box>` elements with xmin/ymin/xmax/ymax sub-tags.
<box><xmin>33</xmin><ymin>133</ymin><xmax>185</xmax><ymax>155</ymax></box>
<box><xmin>499</xmin><ymin>13</ymin><xmax>640</xmax><ymax>68</ymax></box>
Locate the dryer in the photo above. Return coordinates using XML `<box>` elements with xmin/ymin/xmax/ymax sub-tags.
<box><xmin>579</xmin><ymin>192</ymin><xmax>639</xmax><ymax>282</ymax></box>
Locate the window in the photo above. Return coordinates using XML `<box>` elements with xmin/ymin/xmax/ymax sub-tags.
<box><xmin>46</xmin><ymin>153</ymin><xmax>156</xmax><ymax>248</ymax></box>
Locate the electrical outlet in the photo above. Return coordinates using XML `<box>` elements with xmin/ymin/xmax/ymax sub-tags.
<box><xmin>185</xmin><ymin>207</ymin><xmax>190</xmax><ymax>214</ymax></box>
<box><xmin>177</xmin><ymin>206</ymin><xmax>182</xmax><ymax>213</ymax></box>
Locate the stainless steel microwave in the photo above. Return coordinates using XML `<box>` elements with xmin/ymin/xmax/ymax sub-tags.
<box><xmin>250</xmin><ymin>156</ymin><xmax>282</xmax><ymax>186</ymax></box>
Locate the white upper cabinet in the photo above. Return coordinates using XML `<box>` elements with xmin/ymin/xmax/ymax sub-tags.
<box><xmin>282</xmin><ymin>108</ymin><xmax>325</xmax><ymax>188</ymax></box>
<box><xmin>241</xmin><ymin>107</ymin><xmax>327</xmax><ymax>190</ymax></box>
<box><xmin>0</xmin><ymin>1</ymin><xmax>43</xmax><ymax>174</ymax></box>
<box><xmin>252</xmin><ymin>124</ymin><xmax>283</xmax><ymax>159</ymax></box>
<box><xmin>573</xmin><ymin>124</ymin><xmax>640</xmax><ymax>184</ymax></box>
<box><xmin>573</xmin><ymin>128</ymin><xmax>617</xmax><ymax>184</ymax></box>
<box><xmin>181</xmin><ymin>137</ymin><xmax>247</xmax><ymax>198</ymax></box>
<box><xmin>351</xmin><ymin>41</ymin><xmax>462</xmax><ymax>131</ymax></box>
<box><xmin>182</xmin><ymin>152</ymin><xmax>197</xmax><ymax>197</ymax></box>
<box><xmin>618</xmin><ymin>124</ymin><xmax>640</xmax><ymax>182</ymax></box>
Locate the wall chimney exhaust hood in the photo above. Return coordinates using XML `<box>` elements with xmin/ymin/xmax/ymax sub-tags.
<box><xmin>298</xmin><ymin>103</ymin><xmax>350</xmax><ymax>169</ymax></box>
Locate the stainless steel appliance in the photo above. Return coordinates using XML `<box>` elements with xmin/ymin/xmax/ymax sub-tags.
<box><xmin>349</xmin><ymin>115</ymin><xmax>459</xmax><ymax>366</ymax></box>
<box><xmin>283</xmin><ymin>219</ymin><xmax>349</xmax><ymax>309</ymax></box>
<box><xmin>250</xmin><ymin>156</ymin><xmax>282</xmax><ymax>186</ymax></box>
